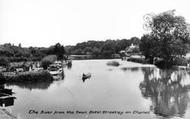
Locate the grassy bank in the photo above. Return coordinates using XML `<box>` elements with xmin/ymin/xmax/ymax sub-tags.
<box><xmin>127</xmin><ymin>57</ymin><xmax>149</xmax><ymax>64</ymax></box>
<box><xmin>127</xmin><ymin>56</ymin><xmax>190</xmax><ymax>69</ymax></box>
<box><xmin>6</xmin><ymin>80</ymin><xmax>53</xmax><ymax>90</ymax></box>
<box><xmin>0</xmin><ymin>70</ymin><xmax>53</xmax><ymax>83</ymax></box>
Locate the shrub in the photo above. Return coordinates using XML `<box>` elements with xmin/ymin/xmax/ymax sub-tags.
<box><xmin>107</xmin><ymin>61</ymin><xmax>120</xmax><ymax>66</ymax></box>
<box><xmin>155</xmin><ymin>60</ymin><xmax>173</xmax><ymax>69</ymax></box>
<box><xmin>172</xmin><ymin>57</ymin><xmax>188</xmax><ymax>66</ymax></box>
<box><xmin>0</xmin><ymin>73</ymin><xmax>5</xmax><ymax>84</ymax></box>
<box><xmin>4</xmin><ymin>71</ymin><xmax>53</xmax><ymax>83</ymax></box>
<box><xmin>0</xmin><ymin>57</ymin><xmax>9</xmax><ymax>67</ymax></box>
<box><xmin>127</xmin><ymin>57</ymin><xmax>149</xmax><ymax>64</ymax></box>
<box><xmin>41</xmin><ymin>55</ymin><xmax>57</xmax><ymax>69</ymax></box>
<box><xmin>41</xmin><ymin>60</ymin><xmax>52</xmax><ymax>69</ymax></box>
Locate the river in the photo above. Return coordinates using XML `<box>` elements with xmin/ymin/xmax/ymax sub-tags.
<box><xmin>2</xmin><ymin>59</ymin><xmax>190</xmax><ymax>119</ymax></box>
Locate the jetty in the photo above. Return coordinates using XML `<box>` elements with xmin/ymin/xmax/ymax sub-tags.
<box><xmin>0</xmin><ymin>86</ymin><xmax>17</xmax><ymax>119</ymax></box>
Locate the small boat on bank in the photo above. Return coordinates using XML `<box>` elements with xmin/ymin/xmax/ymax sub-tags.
<box><xmin>0</xmin><ymin>96</ymin><xmax>16</xmax><ymax>106</ymax></box>
<box><xmin>48</xmin><ymin>65</ymin><xmax>63</xmax><ymax>80</ymax></box>
<box><xmin>0</xmin><ymin>89</ymin><xmax>13</xmax><ymax>96</ymax></box>
<box><xmin>0</xmin><ymin>87</ymin><xmax>16</xmax><ymax>107</ymax></box>
<box><xmin>48</xmin><ymin>65</ymin><xmax>62</xmax><ymax>75</ymax></box>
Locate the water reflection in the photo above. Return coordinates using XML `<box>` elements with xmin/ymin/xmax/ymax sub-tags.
<box><xmin>6</xmin><ymin>80</ymin><xmax>54</xmax><ymax>90</ymax></box>
<box><xmin>67</xmin><ymin>61</ymin><xmax>72</xmax><ymax>69</ymax></box>
<box><xmin>139</xmin><ymin>67</ymin><xmax>190</xmax><ymax>118</ymax></box>
<box><xmin>121</xmin><ymin>67</ymin><xmax>141</xmax><ymax>72</ymax></box>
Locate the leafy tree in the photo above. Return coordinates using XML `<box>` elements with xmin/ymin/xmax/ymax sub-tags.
<box><xmin>139</xmin><ymin>34</ymin><xmax>157</xmax><ymax>63</ymax></box>
<box><xmin>92</xmin><ymin>47</ymin><xmax>101</xmax><ymax>58</ymax></box>
<box><xmin>49</xmin><ymin>43</ymin><xmax>65</xmax><ymax>60</ymax></box>
<box><xmin>41</xmin><ymin>55</ymin><xmax>57</xmax><ymax>69</ymax></box>
<box><xmin>130</xmin><ymin>37</ymin><xmax>140</xmax><ymax>45</ymax></box>
<box><xmin>0</xmin><ymin>57</ymin><xmax>9</xmax><ymax>67</ymax></box>
<box><xmin>140</xmin><ymin>10</ymin><xmax>190</xmax><ymax>64</ymax></box>
<box><xmin>101</xmin><ymin>40</ymin><xmax>116</xmax><ymax>58</ymax></box>
<box><xmin>114</xmin><ymin>39</ymin><xmax>131</xmax><ymax>53</ymax></box>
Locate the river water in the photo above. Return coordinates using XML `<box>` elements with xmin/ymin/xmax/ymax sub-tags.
<box><xmin>3</xmin><ymin>59</ymin><xmax>190</xmax><ymax>119</ymax></box>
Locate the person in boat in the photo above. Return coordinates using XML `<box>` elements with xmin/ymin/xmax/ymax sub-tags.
<box><xmin>82</xmin><ymin>73</ymin><xmax>91</xmax><ymax>82</ymax></box>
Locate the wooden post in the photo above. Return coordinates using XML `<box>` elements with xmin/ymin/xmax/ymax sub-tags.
<box><xmin>61</xmin><ymin>59</ymin><xmax>64</xmax><ymax>79</ymax></box>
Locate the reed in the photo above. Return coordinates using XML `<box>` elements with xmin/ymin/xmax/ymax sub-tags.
<box><xmin>1</xmin><ymin>71</ymin><xmax>53</xmax><ymax>83</ymax></box>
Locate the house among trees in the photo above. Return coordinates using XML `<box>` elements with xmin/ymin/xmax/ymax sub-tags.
<box><xmin>125</xmin><ymin>43</ymin><xmax>140</xmax><ymax>56</ymax></box>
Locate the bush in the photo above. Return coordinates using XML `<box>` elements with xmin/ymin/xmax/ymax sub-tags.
<box><xmin>9</xmin><ymin>56</ymin><xmax>28</xmax><ymax>62</ymax></box>
<box><xmin>155</xmin><ymin>60</ymin><xmax>173</xmax><ymax>69</ymax></box>
<box><xmin>107</xmin><ymin>61</ymin><xmax>120</xmax><ymax>66</ymax></box>
<box><xmin>172</xmin><ymin>57</ymin><xmax>188</xmax><ymax>66</ymax></box>
<box><xmin>41</xmin><ymin>60</ymin><xmax>52</xmax><ymax>69</ymax></box>
<box><xmin>0</xmin><ymin>73</ymin><xmax>5</xmax><ymax>84</ymax></box>
<box><xmin>127</xmin><ymin>57</ymin><xmax>149</xmax><ymax>64</ymax></box>
<box><xmin>3</xmin><ymin>71</ymin><xmax>53</xmax><ymax>83</ymax></box>
<box><xmin>0</xmin><ymin>57</ymin><xmax>9</xmax><ymax>67</ymax></box>
<box><xmin>41</xmin><ymin>55</ymin><xmax>57</xmax><ymax>69</ymax></box>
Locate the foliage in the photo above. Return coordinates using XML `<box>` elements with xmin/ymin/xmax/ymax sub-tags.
<box><xmin>0</xmin><ymin>73</ymin><xmax>5</xmax><ymax>84</ymax></box>
<box><xmin>101</xmin><ymin>40</ymin><xmax>116</xmax><ymax>58</ymax></box>
<box><xmin>106</xmin><ymin>61</ymin><xmax>120</xmax><ymax>66</ymax></box>
<box><xmin>139</xmin><ymin>34</ymin><xmax>156</xmax><ymax>61</ymax></box>
<box><xmin>0</xmin><ymin>38</ymin><xmax>141</xmax><ymax>60</ymax></box>
<box><xmin>41</xmin><ymin>55</ymin><xmax>57</xmax><ymax>69</ymax></box>
<box><xmin>127</xmin><ymin>57</ymin><xmax>149</xmax><ymax>64</ymax></box>
<box><xmin>0</xmin><ymin>43</ymin><xmax>65</xmax><ymax>62</ymax></box>
<box><xmin>0</xmin><ymin>43</ymin><xmax>30</xmax><ymax>57</ymax></box>
<box><xmin>66</xmin><ymin>38</ymin><xmax>140</xmax><ymax>58</ymax></box>
<box><xmin>172</xmin><ymin>57</ymin><xmax>188</xmax><ymax>66</ymax></box>
<box><xmin>140</xmin><ymin>10</ymin><xmax>190</xmax><ymax>65</ymax></box>
<box><xmin>48</xmin><ymin>43</ymin><xmax>65</xmax><ymax>60</ymax></box>
<box><xmin>3</xmin><ymin>71</ymin><xmax>53</xmax><ymax>83</ymax></box>
<box><xmin>0</xmin><ymin>57</ymin><xmax>9</xmax><ymax>67</ymax></box>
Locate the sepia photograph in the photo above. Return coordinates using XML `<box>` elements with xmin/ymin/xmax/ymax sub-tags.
<box><xmin>0</xmin><ymin>0</ymin><xmax>190</xmax><ymax>119</ymax></box>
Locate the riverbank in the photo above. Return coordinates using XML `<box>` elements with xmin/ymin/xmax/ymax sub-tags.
<box><xmin>0</xmin><ymin>70</ymin><xmax>53</xmax><ymax>83</ymax></box>
<box><xmin>0</xmin><ymin>108</ymin><xmax>17</xmax><ymax>119</ymax></box>
<box><xmin>126</xmin><ymin>57</ymin><xmax>149</xmax><ymax>64</ymax></box>
<box><xmin>126</xmin><ymin>56</ymin><xmax>190</xmax><ymax>69</ymax></box>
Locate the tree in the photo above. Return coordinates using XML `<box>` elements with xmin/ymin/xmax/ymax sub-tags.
<box><xmin>0</xmin><ymin>57</ymin><xmax>9</xmax><ymax>67</ymax></box>
<box><xmin>50</xmin><ymin>43</ymin><xmax>65</xmax><ymax>60</ymax></box>
<box><xmin>101</xmin><ymin>40</ymin><xmax>116</xmax><ymax>58</ymax></box>
<box><xmin>139</xmin><ymin>34</ymin><xmax>158</xmax><ymax>63</ymax></box>
<box><xmin>140</xmin><ymin>10</ymin><xmax>190</xmax><ymax>65</ymax></box>
<box><xmin>92</xmin><ymin>47</ymin><xmax>101</xmax><ymax>58</ymax></box>
<box><xmin>52</xmin><ymin>43</ymin><xmax>65</xmax><ymax>79</ymax></box>
<box><xmin>41</xmin><ymin>55</ymin><xmax>57</xmax><ymax>69</ymax></box>
<box><xmin>114</xmin><ymin>39</ymin><xmax>131</xmax><ymax>53</ymax></box>
<box><xmin>130</xmin><ymin>37</ymin><xmax>140</xmax><ymax>45</ymax></box>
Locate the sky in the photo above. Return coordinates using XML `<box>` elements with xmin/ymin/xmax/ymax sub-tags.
<box><xmin>0</xmin><ymin>0</ymin><xmax>190</xmax><ymax>47</ymax></box>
